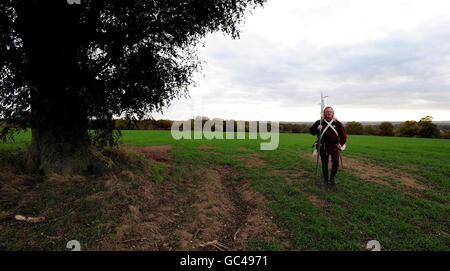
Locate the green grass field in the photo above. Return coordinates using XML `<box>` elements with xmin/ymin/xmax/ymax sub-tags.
<box><xmin>1</xmin><ymin>130</ymin><xmax>449</xmax><ymax>250</ymax></box>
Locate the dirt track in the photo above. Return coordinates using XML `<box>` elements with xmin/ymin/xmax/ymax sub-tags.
<box><xmin>300</xmin><ymin>150</ymin><xmax>427</xmax><ymax>192</ymax></box>
<box><xmin>98</xmin><ymin>145</ymin><xmax>292</xmax><ymax>250</ymax></box>
<box><xmin>98</xmin><ymin>147</ymin><xmax>429</xmax><ymax>250</ymax></box>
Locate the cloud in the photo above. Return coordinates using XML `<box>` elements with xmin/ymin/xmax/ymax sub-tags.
<box><xmin>156</xmin><ymin>0</ymin><xmax>450</xmax><ymax>121</ymax></box>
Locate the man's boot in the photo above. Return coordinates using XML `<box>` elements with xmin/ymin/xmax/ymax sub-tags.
<box><xmin>323</xmin><ymin>172</ymin><xmax>329</xmax><ymax>185</ymax></box>
<box><xmin>330</xmin><ymin>153</ymin><xmax>339</xmax><ymax>185</ymax></box>
<box><xmin>330</xmin><ymin>176</ymin><xmax>336</xmax><ymax>185</ymax></box>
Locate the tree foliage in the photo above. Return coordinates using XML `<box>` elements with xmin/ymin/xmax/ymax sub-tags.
<box><xmin>378</xmin><ymin>121</ymin><xmax>394</xmax><ymax>136</ymax></box>
<box><xmin>363</xmin><ymin>125</ymin><xmax>377</xmax><ymax>135</ymax></box>
<box><xmin>440</xmin><ymin>130</ymin><xmax>450</xmax><ymax>139</ymax></box>
<box><xmin>345</xmin><ymin>121</ymin><xmax>363</xmax><ymax>135</ymax></box>
<box><xmin>395</xmin><ymin>120</ymin><xmax>419</xmax><ymax>137</ymax></box>
<box><xmin>418</xmin><ymin>116</ymin><xmax>440</xmax><ymax>138</ymax></box>
<box><xmin>0</xmin><ymin>0</ymin><xmax>266</xmax><ymax>141</ymax></box>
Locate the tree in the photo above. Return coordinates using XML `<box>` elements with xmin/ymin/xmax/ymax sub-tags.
<box><xmin>292</xmin><ymin>124</ymin><xmax>308</xmax><ymax>133</ymax></box>
<box><xmin>363</xmin><ymin>125</ymin><xmax>377</xmax><ymax>135</ymax></box>
<box><xmin>418</xmin><ymin>116</ymin><xmax>440</xmax><ymax>138</ymax></box>
<box><xmin>0</xmin><ymin>0</ymin><xmax>265</xmax><ymax>174</ymax></box>
<box><xmin>440</xmin><ymin>130</ymin><xmax>450</xmax><ymax>139</ymax></box>
<box><xmin>345</xmin><ymin>121</ymin><xmax>363</xmax><ymax>135</ymax></box>
<box><xmin>279</xmin><ymin>123</ymin><xmax>292</xmax><ymax>133</ymax></box>
<box><xmin>378</xmin><ymin>121</ymin><xmax>394</xmax><ymax>136</ymax></box>
<box><xmin>395</xmin><ymin>120</ymin><xmax>419</xmax><ymax>137</ymax></box>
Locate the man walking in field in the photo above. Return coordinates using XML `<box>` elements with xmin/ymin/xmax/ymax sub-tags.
<box><xmin>310</xmin><ymin>106</ymin><xmax>347</xmax><ymax>185</ymax></box>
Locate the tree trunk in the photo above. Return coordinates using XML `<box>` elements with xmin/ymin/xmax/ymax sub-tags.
<box><xmin>18</xmin><ymin>2</ymin><xmax>99</xmax><ymax>174</ymax></box>
<box><xmin>26</xmin><ymin>99</ymin><xmax>94</xmax><ymax>174</ymax></box>
<box><xmin>26</xmin><ymin>126</ymin><xmax>93</xmax><ymax>175</ymax></box>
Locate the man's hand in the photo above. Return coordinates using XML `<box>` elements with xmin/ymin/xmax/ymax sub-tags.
<box><xmin>337</xmin><ymin>143</ymin><xmax>342</xmax><ymax>150</ymax></box>
<box><xmin>318</xmin><ymin>125</ymin><xmax>323</xmax><ymax>131</ymax></box>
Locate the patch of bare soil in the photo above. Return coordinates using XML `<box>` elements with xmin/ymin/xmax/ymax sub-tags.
<box><xmin>0</xmin><ymin>171</ymin><xmax>88</xmax><ymax>222</ymax></box>
<box><xmin>0</xmin><ymin>172</ymin><xmax>41</xmax><ymax>222</ymax></box>
<box><xmin>213</xmin><ymin>166</ymin><xmax>291</xmax><ymax>250</ymax></box>
<box><xmin>240</xmin><ymin>153</ymin><xmax>267</xmax><ymax>167</ymax></box>
<box><xmin>126</xmin><ymin>145</ymin><xmax>172</xmax><ymax>162</ymax></box>
<box><xmin>300</xmin><ymin>151</ymin><xmax>427</xmax><ymax>192</ymax></box>
<box><xmin>270</xmin><ymin>169</ymin><xmax>310</xmax><ymax>184</ymax></box>
<box><xmin>97</xmin><ymin>162</ymin><xmax>182</xmax><ymax>250</ymax></box>
<box><xmin>198</xmin><ymin>144</ymin><xmax>220</xmax><ymax>154</ymax></box>
<box><xmin>198</xmin><ymin>144</ymin><xmax>216</xmax><ymax>150</ymax></box>
<box><xmin>305</xmin><ymin>193</ymin><xmax>329</xmax><ymax>208</ymax></box>
<box><xmin>99</xmin><ymin>160</ymin><xmax>292</xmax><ymax>251</ymax></box>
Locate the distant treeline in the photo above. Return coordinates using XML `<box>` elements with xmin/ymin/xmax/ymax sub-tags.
<box><xmin>108</xmin><ymin>118</ymin><xmax>274</xmax><ymax>132</ymax></box>
<box><xmin>105</xmin><ymin>116</ymin><xmax>449</xmax><ymax>139</ymax></box>
<box><xmin>2</xmin><ymin>116</ymin><xmax>448</xmax><ymax>139</ymax></box>
<box><xmin>344</xmin><ymin>117</ymin><xmax>449</xmax><ymax>139</ymax></box>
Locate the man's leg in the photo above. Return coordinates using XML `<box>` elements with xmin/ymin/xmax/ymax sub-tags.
<box><xmin>321</xmin><ymin>151</ymin><xmax>329</xmax><ymax>185</ymax></box>
<box><xmin>330</xmin><ymin>152</ymin><xmax>340</xmax><ymax>185</ymax></box>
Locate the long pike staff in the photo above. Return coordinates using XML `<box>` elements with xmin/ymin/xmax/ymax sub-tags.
<box><xmin>315</xmin><ymin>92</ymin><xmax>327</xmax><ymax>177</ymax></box>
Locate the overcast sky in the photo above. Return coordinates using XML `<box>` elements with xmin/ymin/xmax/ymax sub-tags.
<box><xmin>153</xmin><ymin>0</ymin><xmax>450</xmax><ymax>122</ymax></box>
